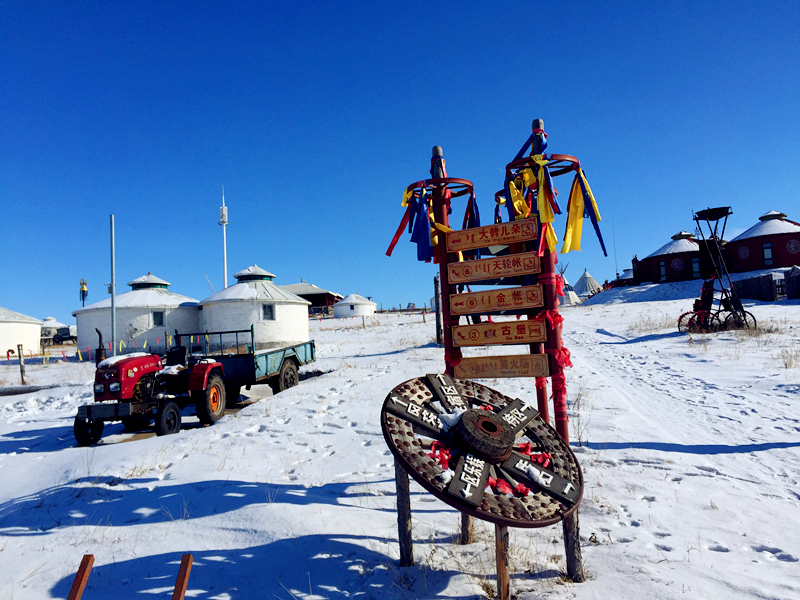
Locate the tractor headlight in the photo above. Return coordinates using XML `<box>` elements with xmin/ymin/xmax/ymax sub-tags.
<box><xmin>109</xmin><ymin>382</ymin><xmax>121</xmax><ymax>392</ymax></box>
<box><xmin>94</xmin><ymin>383</ymin><xmax>105</xmax><ymax>394</ymax></box>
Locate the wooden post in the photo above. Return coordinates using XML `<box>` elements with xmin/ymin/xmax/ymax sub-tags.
<box><xmin>459</xmin><ymin>511</ymin><xmax>474</xmax><ymax>544</ymax></box>
<box><xmin>394</xmin><ymin>458</ymin><xmax>414</xmax><ymax>566</ymax></box>
<box><xmin>67</xmin><ymin>554</ymin><xmax>94</xmax><ymax>600</ymax></box>
<box><xmin>434</xmin><ymin>274</ymin><xmax>442</xmax><ymax>345</ymax></box>
<box><xmin>563</xmin><ymin>513</ymin><xmax>585</xmax><ymax>582</ymax></box>
<box><xmin>495</xmin><ymin>524</ymin><xmax>510</xmax><ymax>600</ymax></box>
<box><xmin>17</xmin><ymin>344</ymin><xmax>26</xmax><ymax>386</ymax></box>
<box><xmin>171</xmin><ymin>553</ymin><xmax>194</xmax><ymax>600</ymax></box>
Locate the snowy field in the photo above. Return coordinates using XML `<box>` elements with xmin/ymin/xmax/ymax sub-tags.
<box><xmin>1</xmin><ymin>285</ymin><xmax>799</xmax><ymax>599</ymax></box>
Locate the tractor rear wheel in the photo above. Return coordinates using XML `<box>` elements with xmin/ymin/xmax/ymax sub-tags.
<box><xmin>74</xmin><ymin>416</ymin><xmax>104</xmax><ymax>446</ymax></box>
<box><xmin>155</xmin><ymin>401</ymin><xmax>182</xmax><ymax>436</ymax></box>
<box><xmin>195</xmin><ymin>373</ymin><xmax>226</xmax><ymax>424</ymax></box>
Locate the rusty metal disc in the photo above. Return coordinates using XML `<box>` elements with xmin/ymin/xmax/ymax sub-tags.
<box><xmin>381</xmin><ymin>374</ymin><xmax>583</xmax><ymax>528</ymax></box>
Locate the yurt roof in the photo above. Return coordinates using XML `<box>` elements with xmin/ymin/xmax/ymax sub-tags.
<box><xmin>730</xmin><ymin>210</ymin><xmax>800</xmax><ymax>242</ymax></box>
<box><xmin>281</xmin><ymin>282</ymin><xmax>343</xmax><ymax>298</ymax></box>
<box><xmin>233</xmin><ymin>265</ymin><xmax>276</xmax><ymax>281</ymax></box>
<box><xmin>41</xmin><ymin>317</ymin><xmax>68</xmax><ymax>328</ymax></box>
<box><xmin>0</xmin><ymin>306</ymin><xmax>42</xmax><ymax>325</ymax></box>
<box><xmin>645</xmin><ymin>234</ymin><xmax>699</xmax><ymax>258</ymax></box>
<box><xmin>573</xmin><ymin>270</ymin><xmax>602</xmax><ymax>297</ymax></box>
<box><xmin>127</xmin><ymin>272</ymin><xmax>170</xmax><ymax>289</ymax></box>
<box><xmin>200</xmin><ymin>280</ymin><xmax>309</xmax><ymax>305</ymax></box>
<box><xmin>335</xmin><ymin>293</ymin><xmax>376</xmax><ymax>307</ymax></box>
<box><xmin>73</xmin><ymin>288</ymin><xmax>199</xmax><ymax>315</ymax></box>
<box><xmin>618</xmin><ymin>269</ymin><xmax>634</xmax><ymax>280</ymax></box>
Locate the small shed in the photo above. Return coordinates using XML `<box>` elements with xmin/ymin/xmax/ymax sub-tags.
<box><xmin>200</xmin><ymin>265</ymin><xmax>310</xmax><ymax>349</ymax></box>
<box><xmin>634</xmin><ymin>231</ymin><xmax>701</xmax><ymax>283</ymax></box>
<box><xmin>72</xmin><ymin>272</ymin><xmax>200</xmax><ymax>351</ymax></box>
<box><xmin>281</xmin><ymin>282</ymin><xmax>343</xmax><ymax>315</ymax></box>
<box><xmin>728</xmin><ymin>210</ymin><xmax>800</xmax><ymax>272</ymax></box>
<box><xmin>0</xmin><ymin>307</ymin><xmax>42</xmax><ymax>354</ymax></box>
<box><xmin>334</xmin><ymin>293</ymin><xmax>377</xmax><ymax>318</ymax></box>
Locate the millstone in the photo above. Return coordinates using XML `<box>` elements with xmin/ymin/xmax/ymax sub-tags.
<box><xmin>456</xmin><ymin>409</ymin><xmax>515</xmax><ymax>462</ymax></box>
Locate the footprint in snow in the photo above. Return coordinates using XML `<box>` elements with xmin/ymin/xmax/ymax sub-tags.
<box><xmin>709</xmin><ymin>545</ymin><xmax>730</xmax><ymax>552</ymax></box>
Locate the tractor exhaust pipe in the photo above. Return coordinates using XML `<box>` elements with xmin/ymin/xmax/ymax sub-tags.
<box><xmin>95</xmin><ymin>328</ymin><xmax>106</xmax><ymax>366</ymax></box>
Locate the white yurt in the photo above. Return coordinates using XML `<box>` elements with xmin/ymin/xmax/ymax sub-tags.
<box><xmin>199</xmin><ymin>265</ymin><xmax>310</xmax><ymax>349</ymax></box>
<box><xmin>0</xmin><ymin>307</ymin><xmax>42</xmax><ymax>354</ymax></box>
<box><xmin>573</xmin><ymin>269</ymin><xmax>602</xmax><ymax>300</ymax></box>
<box><xmin>72</xmin><ymin>273</ymin><xmax>200</xmax><ymax>351</ymax></box>
<box><xmin>334</xmin><ymin>293</ymin><xmax>377</xmax><ymax>318</ymax></box>
<box><xmin>558</xmin><ymin>274</ymin><xmax>582</xmax><ymax>307</ymax></box>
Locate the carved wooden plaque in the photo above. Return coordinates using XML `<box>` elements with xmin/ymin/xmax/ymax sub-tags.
<box><xmin>447</xmin><ymin>251</ymin><xmax>542</xmax><ymax>285</ymax></box>
<box><xmin>450</xmin><ymin>285</ymin><xmax>543</xmax><ymax>315</ymax></box>
<box><xmin>446</xmin><ymin>217</ymin><xmax>539</xmax><ymax>252</ymax></box>
<box><xmin>452</xmin><ymin>320</ymin><xmax>547</xmax><ymax>347</ymax></box>
<box><xmin>454</xmin><ymin>354</ymin><xmax>550</xmax><ymax>379</ymax></box>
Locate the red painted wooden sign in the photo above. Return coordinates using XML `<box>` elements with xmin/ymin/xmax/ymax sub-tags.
<box><xmin>446</xmin><ymin>217</ymin><xmax>539</xmax><ymax>253</ymax></box>
<box><xmin>452</xmin><ymin>320</ymin><xmax>547</xmax><ymax>347</ymax></box>
<box><xmin>454</xmin><ymin>354</ymin><xmax>550</xmax><ymax>379</ymax></box>
<box><xmin>450</xmin><ymin>285</ymin><xmax>543</xmax><ymax>315</ymax></box>
<box><xmin>447</xmin><ymin>251</ymin><xmax>542</xmax><ymax>285</ymax></box>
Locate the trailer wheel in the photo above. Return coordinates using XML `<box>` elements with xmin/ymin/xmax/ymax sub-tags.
<box><xmin>195</xmin><ymin>373</ymin><xmax>226</xmax><ymax>424</ymax></box>
<box><xmin>122</xmin><ymin>414</ymin><xmax>151</xmax><ymax>432</ymax></box>
<box><xmin>155</xmin><ymin>401</ymin><xmax>182</xmax><ymax>436</ymax></box>
<box><xmin>74</xmin><ymin>416</ymin><xmax>104</xmax><ymax>446</ymax></box>
<box><xmin>225</xmin><ymin>384</ymin><xmax>241</xmax><ymax>408</ymax></box>
<box><xmin>276</xmin><ymin>360</ymin><xmax>298</xmax><ymax>392</ymax></box>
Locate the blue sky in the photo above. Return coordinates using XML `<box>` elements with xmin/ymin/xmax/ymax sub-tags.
<box><xmin>3</xmin><ymin>1</ymin><xmax>799</xmax><ymax>323</ymax></box>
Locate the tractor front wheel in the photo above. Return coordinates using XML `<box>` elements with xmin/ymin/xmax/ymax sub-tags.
<box><xmin>74</xmin><ymin>416</ymin><xmax>104</xmax><ymax>446</ymax></box>
<box><xmin>194</xmin><ymin>373</ymin><xmax>226</xmax><ymax>424</ymax></box>
<box><xmin>155</xmin><ymin>401</ymin><xmax>182</xmax><ymax>436</ymax></box>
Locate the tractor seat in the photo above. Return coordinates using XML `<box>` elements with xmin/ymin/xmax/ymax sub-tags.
<box><xmin>166</xmin><ymin>346</ymin><xmax>189</xmax><ymax>367</ymax></box>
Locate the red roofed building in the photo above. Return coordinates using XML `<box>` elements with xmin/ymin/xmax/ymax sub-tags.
<box><xmin>633</xmin><ymin>231</ymin><xmax>702</xmax><ymax>284</ymax></box>
<box><xmin>727</xmin><ymin>210</ymin><xmax>800</xmax><ymax>272</ymax></box>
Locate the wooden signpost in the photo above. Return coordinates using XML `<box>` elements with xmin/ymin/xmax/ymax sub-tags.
<box><xmin>389</xmin><ymin>121</ymin><xmax>593</xmax><ymax>598</ymax></box>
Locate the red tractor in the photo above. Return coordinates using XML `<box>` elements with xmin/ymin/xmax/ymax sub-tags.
<box><xmin>74</xmin><ymin>345</ymin><xmax>227</xmax><ymax>446</ymax></box>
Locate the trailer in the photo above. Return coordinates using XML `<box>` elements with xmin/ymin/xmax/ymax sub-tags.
<box><xmin>73</xmin><ymin>327</ymin><xmax>316</xmax><ymax>446</ymax></box>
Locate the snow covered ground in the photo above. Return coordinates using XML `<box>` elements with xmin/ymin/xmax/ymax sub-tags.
<box><xmin>1</xmin><ymin>286</ymin><xmax>799</xmax><ymax>599</ymax></box>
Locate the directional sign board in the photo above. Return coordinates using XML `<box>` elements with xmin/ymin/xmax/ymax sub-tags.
<box><xmin>454</xmin><ymin>354</ymin><xmax>550</xmax><ymax>379</ymax></box>
<box><xmin>450</xmin><ymin>285</ymin><xmax>543</xmax><ymax>316</ymax></box>
<box><xmin>452</xmin><ymin>320</ymin><xmax>546</xmax><ymax>347</ymax></box>
<box><xmin>447</xmin><ymin>251</ymin><xmax>542</xmax><ymax>285</ymax></box>
<box><xmin>446</xmin><ymin>217</ymin><xmax>539</xmax><ymax>253</ymax></box>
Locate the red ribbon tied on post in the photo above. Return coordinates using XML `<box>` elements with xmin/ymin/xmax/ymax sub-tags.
<box><xmin>546</xmin><ymin>346</ymin><xmax>573</xmax><ymax>369</ymax></box>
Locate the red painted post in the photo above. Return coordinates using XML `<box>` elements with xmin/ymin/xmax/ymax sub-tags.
<box><xmin>431</xmin><ymin>146</ymin><xmax>462</xmax><ymax>376</ymax></box>
<box><xmin>540</xmin><ymin>248</ymin><xmax>569</xmax><ymax>443</ymax></box>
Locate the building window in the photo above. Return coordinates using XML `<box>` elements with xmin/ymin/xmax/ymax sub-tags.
<box><xmin>763</xmin><ymin>242</ymin><xmax>773</xmax><ymax>266</ymax></box>
<box><xmin>152</xmin><ymin>311</ymin><xmax>164</xmax><ymax>327</ymax></box>
<box><xmin>659</xmin><ymin>261</ymin><xmax>666</xmax><ymax>281</ymax></box>
<box><xmin>262</xmin><ymin>304</ymin><xmax>275</xmax><ymax>320</ymax></box>
<box><xmin>350</xmin><ymin>305</ymin><xmax>355</xmax><ymax>310</ymax></box>
<box><xmin>692</xmin><ymin>257</ymin><xmax>700</xmax><ymax>278</ymax></box>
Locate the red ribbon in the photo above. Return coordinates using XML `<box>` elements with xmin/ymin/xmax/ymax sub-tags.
<box><xmin>551</xmin><ymin>372</ymin><xmax>568</xmax><ymax>411</ymax></box>
<box><xmin>535</xmin><ymin>376</ymin><xmax>548</xmax><ymax>390</ymax></box>
<box><xmin>444</xmin><ymin>349</ymin><xmax>462</xmax><ymax>368</ymax></box>
<box><xmin>386</xmin><ymin>204</ymin><xmax>411</xmax><ymax>257</ymax></box>
<box><xmin>546</xmin><ymin>347</ymin><xmax>573</xmax><ymax>369</ymax></box>
<box><xmin>427</xmin><ymin>441</ymin><xmax>452</xmax><ymax>469</ymax></box>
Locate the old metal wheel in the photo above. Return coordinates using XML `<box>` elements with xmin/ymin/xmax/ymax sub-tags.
<box><xmin>725</xmin><ymin>310</ymin><xmax>757</xmax><ymax>331</ymax></box>
<box><xmin>74</xmin><ymin>416</ymin><xmax>104</xmax><ymax>446</ymax></box>
<box><xmin>155</xmin><ymin>401</ymin><xmax>182</xmax><ymax>436</ymax></box>
<box><xmin>382</xmin><ymin>375</ymin><xmax>583</xmax><ymax>528</ymax></box>
<box><xmin>195</xmin><ymin>373</ymin><xmax>226</xmax><ymax>424</ymax></box>
<box><xmin>677</xmin><ymin>311</ymin><xmax>693</xmax><ymax>333</ymax></box>
<box><xmin>277</xmin><ymin>360</ymin><xmax>298</xmax><ymax>392</ymax></box>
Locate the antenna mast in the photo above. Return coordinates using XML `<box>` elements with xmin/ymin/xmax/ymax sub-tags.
<box><xmin>219</xmin><ymin>185</ymin><xmax>229</xmax><ymax>289</ymax></box>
